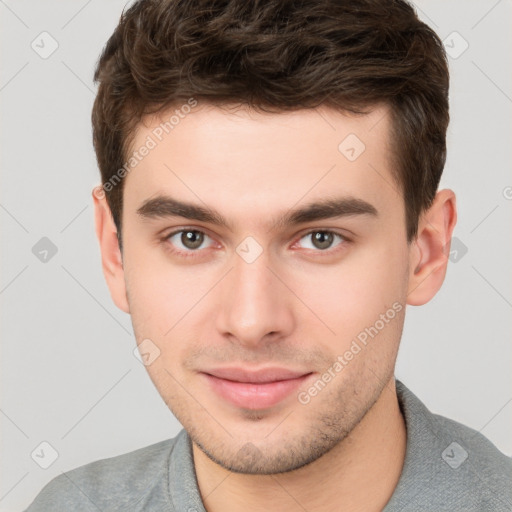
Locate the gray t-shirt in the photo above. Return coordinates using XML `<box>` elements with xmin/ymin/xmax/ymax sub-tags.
<box><xmin>25</xmin><ymin>380</ymin><xmax>512</xmax><ymax>511</ymax></box>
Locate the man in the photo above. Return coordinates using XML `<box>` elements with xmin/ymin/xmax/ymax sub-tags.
<box><xmin>26</xmin><ymin>0</ymin><xmax>512</xmax><ymax>510</ymax></box>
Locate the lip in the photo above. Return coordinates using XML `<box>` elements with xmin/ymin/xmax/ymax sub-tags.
<box><xmin>200</xmin><ymin>367</ymin><xmax>313</xmax><ymax>410</ymax></box>
<box><xmin>204</xmin><ymin>367</ymin><xmax>311</xmax><ymax>383</ymax></box>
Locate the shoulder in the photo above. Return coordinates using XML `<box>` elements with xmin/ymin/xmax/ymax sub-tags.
<box><xmin>432</xmin><ymin>411</ymin><xmax>512</xmax><ymax>493</ymax></box>
<box><xmin>389</xmin><ymin>380</ymin><xmax>512</xmax><ymax>511</ymax></box>
<box><xmin>24</xmin><ymin>434</ymin><xmax>181</xmax><ymax>511</ymax></box>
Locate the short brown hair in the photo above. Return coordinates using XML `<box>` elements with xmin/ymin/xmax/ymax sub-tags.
<box><xmin>92</xmin><ymin>0</ymin><xmax>449</xmax><ymax>245</ymax></box>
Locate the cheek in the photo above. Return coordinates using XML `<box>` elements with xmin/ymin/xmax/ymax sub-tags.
<box><xmin>123</xmin><ymin>250</ymin><xmax>221</xmax><ymax>367</ymax></box>
<box><xmin>123</xmin><ymin>232</ymin><xmax>205</xmax><ymax>318</ymax></box>
<box><xmin>291</xmin><ymin>241</ymin><xmax>408</xmax><ymax>347</ymax></box>
<box><xmin>123</xmin><ymin>256</ymin><xmax>192</xmax><ymax>341</ymax></box>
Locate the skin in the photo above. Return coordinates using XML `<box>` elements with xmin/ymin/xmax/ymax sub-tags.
<box><xmin>93</xmin><ymin>102</ymin><xmax>457</xmax><ymax>511</ymax></box>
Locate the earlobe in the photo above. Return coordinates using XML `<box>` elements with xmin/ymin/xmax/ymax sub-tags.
<box><xmin>92</xmin><ymin>186</ymin><xmax>130</xmax><ymax>313</ymax></box>
<box><xmin>406</xmin><ymin>189</ymin><xmax>457</xmax><ymax>306</ymax></box>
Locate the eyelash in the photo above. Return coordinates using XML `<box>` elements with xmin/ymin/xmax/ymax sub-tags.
<box><xmin>161</xmin><ymin>228</ymin><xmax>350</xmax><ymax>259</ymax></box>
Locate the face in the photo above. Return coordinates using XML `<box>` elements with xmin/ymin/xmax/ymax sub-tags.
<box><xmin>114</xmin><ymin>103</ymin><xmax>413</xmax><ymax>474</ymax></box>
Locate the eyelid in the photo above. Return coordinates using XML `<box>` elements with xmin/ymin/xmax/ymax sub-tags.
<box><xmin>163</xmin><ymin>225</ymin><xmax>218</xmax><ymax>240</ymax></box>
<box><xmin>291</xmin><ymin>228</ymin><xmax>350</xmax><ymax>252</ymax></box>
<box><xmin>162</xmin><ymin>227</ymin><xmax>217</xmax><ymax>256</ymax></box>
<box><xmin>298</xmin><ymin>227</ymin><xmax>351</xmax><ymax>240</ymax></box>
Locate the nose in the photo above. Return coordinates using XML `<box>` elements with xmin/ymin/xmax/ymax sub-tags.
<box><xmin>215</xmin><ymin>246</ymin><xmax>295</xmax><ymax>348</ymax></box>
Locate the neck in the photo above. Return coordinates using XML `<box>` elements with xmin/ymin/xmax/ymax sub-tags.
<box><xmin>192</xmin><ymin>376</ymin><xmax>406</xmax><ymax>512</ymax></box>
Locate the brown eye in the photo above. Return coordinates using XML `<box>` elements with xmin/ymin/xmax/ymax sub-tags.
<box><xmin>180</xmin><ymin>230</ymin><xmax>204</xmax><ymax>249</ymax></box>
<box><xmin>297</xmin><ymin>230</ymin><xmax>346</xmax><ymax>251</ymax></box>
<box><xmin>311</xmin><ymin>231</ymin><xmax>334</xmax><ymax>250</ymax></box>
<box><xmin>166</xmin><ymin>229</ymin><xmax>212</xmax><ymax>253</ymax></box>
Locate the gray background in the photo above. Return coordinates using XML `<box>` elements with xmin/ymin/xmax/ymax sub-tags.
<box><xmin>1</xmin><ymin>0</ymin><xmax>511</xmax><ymax>510</ymax></box>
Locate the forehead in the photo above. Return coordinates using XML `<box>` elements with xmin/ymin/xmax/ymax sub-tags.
<box><xmin>123</xmin><ymin>102</ymin><xmax>401</xmax><ymax>230</ymax></box>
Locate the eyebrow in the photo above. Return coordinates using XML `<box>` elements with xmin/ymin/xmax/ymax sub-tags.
<box><xmin>136</xmin><ymin>194</ymin><xmax>378</xmax><ymax>231</ymax></box>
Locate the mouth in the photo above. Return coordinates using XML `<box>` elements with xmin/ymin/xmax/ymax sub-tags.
<box><xmin>200</xmin><ymin>367</ymin><xmax>314</xmax><ymax>410</ymax></box>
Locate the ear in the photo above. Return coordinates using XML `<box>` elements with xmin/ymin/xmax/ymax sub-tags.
<box><xmin>92</xmin><ymin>186</ymin><xmax>130</xmax><ymax>313</ymax></box>
<box><xmin>407</xmin><ymin>189</ymin><xmax>457</xmax><ymax>306</ymax></box>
